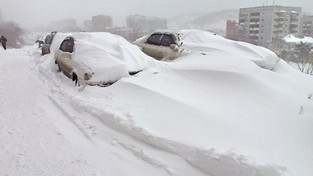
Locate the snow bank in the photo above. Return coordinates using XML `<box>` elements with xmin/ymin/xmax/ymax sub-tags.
<box><xmin>180</xmin><ymin>29</ymin><xmax>280</xmax><ymax>70</ymax></box>
<box><xmin>38</xmin><ymin>29</ymin><xmax>313</xmax><ymax>175</ymax></box>
<box><xmin>3</xmin><ymin>29</ymin><xmax>313</xmax><ymax>176</ymax></box>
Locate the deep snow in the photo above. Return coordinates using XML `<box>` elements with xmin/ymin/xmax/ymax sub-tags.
<box><xmin>0</xmin><ymin>30</ymin><xmax>313</xmax><ymax>176</ymax></box>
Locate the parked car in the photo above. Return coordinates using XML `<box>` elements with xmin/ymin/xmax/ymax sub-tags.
<box><xmin>54</xmin><ymin>32</ymin><xmax>155</xmax><ymax>87</ymax></box>
<box><xmin>132</xmin><ymin>30</ymin><xmax>183</xmax><ymax>60</ymax></box>
<box><xmin>41</xmin><ymin>31</ymin><xmax>57</xmax><ymax>55</ymax></box>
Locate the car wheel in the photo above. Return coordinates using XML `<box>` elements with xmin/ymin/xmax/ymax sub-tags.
<box><xmin>72</xmin><ymin>72</ymin><xmax>79</xmax><ymax>86</ymax></box>
<box><xmin>57</xmin><ymin>63</ymin><xmax>61</xmax><ymax>72</ymax></box>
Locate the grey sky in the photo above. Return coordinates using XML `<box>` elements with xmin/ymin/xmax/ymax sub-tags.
<box><xmin>0</xmin><ymin>0</ymin><xmax>312</xmax><ymax>29</ymax></box>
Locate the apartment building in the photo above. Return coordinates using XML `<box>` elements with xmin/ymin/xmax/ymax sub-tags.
<box><xmin>301</xmin><ymin>15</ymin><xmax>313</xmax><ymax>37</ymax></box>
<box><xmin>238</xmin><ymin>5</ymin><xmax>302</xmax><ymax>48</ymax></box>
<box><xmin>226</xmin><ymin>20</ymin><xmax>239</xmax><ymax>40</ymax></box>
<box><xmin>92</xmin><ymin>15</ymin><xmax>113</xmax><ymax>31</ymax></box>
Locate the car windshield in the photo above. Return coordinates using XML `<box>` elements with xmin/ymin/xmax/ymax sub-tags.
<box><xmin>146</xmin><ymin>33</ymin><xmax>162</xmax><ymax>45</ymax></box>
<box><xmin>160</xmin><ymin>34</ymin><xmax>176</xmax><ymax>46</ymax></box>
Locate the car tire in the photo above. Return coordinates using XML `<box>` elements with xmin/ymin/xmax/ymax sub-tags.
<box><xmin>57</xmin><ymin>63</ymin><xmax>61</xmax><ymax>72</ymax></box>
<box><xmin>72</xmin><ymin>72</ymin><xmax>79</xmax><ymax>86</ymax></box>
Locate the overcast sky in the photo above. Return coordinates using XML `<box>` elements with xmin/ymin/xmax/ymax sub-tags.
<box><xmin>0</xmin><ymin>0</ymin><xmax>312</xmax><ymax>29</ymax></box>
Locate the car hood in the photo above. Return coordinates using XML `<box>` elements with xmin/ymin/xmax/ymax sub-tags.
<box><xmin>71</xmin><ymin>32</ymin><xmax>159</xmax><ymax>83</ymax></box>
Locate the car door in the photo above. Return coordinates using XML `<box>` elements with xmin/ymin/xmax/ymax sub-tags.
<box><xmin>57</xmin><ymin>37</ymin><xmax>74</xmax><ymax>78</ymax></box>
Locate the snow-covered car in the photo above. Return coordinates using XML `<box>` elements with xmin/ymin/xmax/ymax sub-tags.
<box><xmin>132</xmin><ymin>30</ymin><xmax>183</xmax><ymax>60</ymax></box>
<box><xmin>41</xmin><ymin>31</ymin><xmax>57</xmax><ymax>55</ymax></box>
<box><xmin>54</xmin><ymin>32</ymin><xmax>155</xmax><ymax>87</ymax></box>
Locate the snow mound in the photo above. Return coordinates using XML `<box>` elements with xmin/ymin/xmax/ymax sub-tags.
<box><xmin>180</xmin><ymin>29</ymin><xmax>280</xmax><ymax>70</ymax></box>
<box><xmin>2</xmin><ymin>29</ymin><xmax>313</xmax><ymax>176</ymax></box>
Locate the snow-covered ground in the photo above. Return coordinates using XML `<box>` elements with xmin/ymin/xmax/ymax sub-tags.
<box><xmin>0</xmin><ymin>30</ymin><xmax>313</xmax><ymax>176</ymax></box>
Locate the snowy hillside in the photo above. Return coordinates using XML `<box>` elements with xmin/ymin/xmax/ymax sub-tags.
<box><xmin>168</xmin><ymin>9</ymin><xmax>239</xmax><ymax>35</ymax></box>
<box><xmin>0</xmin><ymin>30</ymin><xmax>313</xmax><ymax>176</ymax></box>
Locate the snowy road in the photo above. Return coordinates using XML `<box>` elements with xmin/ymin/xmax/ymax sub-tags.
<box><xmin>0</xmin><ymin>47</ymin><xmax>206</xmax><ymax>176</ymax></box>
<box><xmin>0</xmin><ymin>48</ymin><xmax>105</xmax><ymax>175</ymax></box>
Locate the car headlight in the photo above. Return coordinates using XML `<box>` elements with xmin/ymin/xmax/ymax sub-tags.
<box><xmin>84</xmin><ymin>73</ymin><xmax>93</xmax><ymax>80</ymax></box>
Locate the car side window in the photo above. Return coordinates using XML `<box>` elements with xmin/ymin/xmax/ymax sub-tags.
<box><xmin>146</xmin><ymin>33</ymin><xmax>162</xmax><ymax>46</ymax></box>
<box><xmin>45</xmin><ymin>34</ymin><xmax>53</xmax><ymax>44</ymax></box>
<box><xmin>59</xmin><ymin>37</ymin><xmax>74</xmax><ymax>53</ymax></box>
<box><xmin>160</xmin><ymin>34</ymin><xmax>176</xmax><ymax>47</ymax></box>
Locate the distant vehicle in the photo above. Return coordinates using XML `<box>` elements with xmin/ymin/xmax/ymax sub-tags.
<box><xmin>54</xmin><ymin>32</ymin><xmax>153</xmax><ymax>87</ymax></box>
<box><xmin>41</xmin><ymin>31</ymin><xmax>57</xmax><ymax>55</ymax></box>
<box><xmin>132</xmin><ymin>30</ymin><xmax>183</xmax><ymax>60</ymax></box>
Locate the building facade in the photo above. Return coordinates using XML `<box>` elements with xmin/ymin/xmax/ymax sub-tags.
<box><xmin>92</xmin><ymin>15</ymin><xmax>113</xmax><ymax>31</ymax></box>
<box><xmin>126</xmin><ymin>15</ymin><xmax>167</xmax><ymax>33</ymax></box>
<box><xmin>226</xmin><ymin>20</ymin><xmax>239</xmax><ymax>40</ymax></box>
<box><xmin>301</xmin><ymin>15</ymin><xmax>313</xmax><ymax>37</ymax></box>
<box><xmin>238</xmin><ymin>5</ymin><xmax>302</xmax><ymax>48</ymax></box>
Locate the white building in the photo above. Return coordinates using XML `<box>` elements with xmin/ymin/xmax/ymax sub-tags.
<box><xmin>301</xmin><ymin>15</ymin><xmax>313</xmax><ymax>37</ymax></box>
<box><xmin>238</xmin><ymin>5</ymin><xmax>302</xmax><ymax>48</ymax></box>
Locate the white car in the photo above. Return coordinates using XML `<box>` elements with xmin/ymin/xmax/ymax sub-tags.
<box><xmin>54</xmin><ymin>32</ymin><xmax>155</xmax><ymax>87</ymax></box>
<box><xmin>132</xmin><ymin>30</ymin><xmax>183</xmax><ymax>60</ymax></box>
<box><xmin>41</xmin><ymin>31</ymin><xmax>57</xmax><ymax>55</ymax></box>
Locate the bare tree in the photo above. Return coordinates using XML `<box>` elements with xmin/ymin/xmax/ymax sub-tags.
<box><xmin>292</xmin><ymin>42</ymin><xmax>313</xmax><ymax>75</ymax></box>
<box><xmin>0</xmin><ymin>21</ymin><xmax>24</xmax><ymax>48</ymax></box>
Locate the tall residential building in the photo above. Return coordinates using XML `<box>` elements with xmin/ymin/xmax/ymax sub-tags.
<box><xmin>126</xmin><ymin>15</ymin><xmax>167</xmax><ymax>33</ymax></box>
<box><xmin>238</xmin><ymin>5</ymin><xmax>302</xmax><ymax>48</ymax></box>
<box><xmin>226</xmin><ymin>20</ymin><xmax>239</xmax><ymax>40</ymax></box>
<box><xmin>301</xmin><ymin>15</ymin><xmax>313</xmax><ymax>37</ymax></box>
<box><xmin>92</xmin><ymin>15</ymin><xmax>113</xmax><ymax>31</ymax></box>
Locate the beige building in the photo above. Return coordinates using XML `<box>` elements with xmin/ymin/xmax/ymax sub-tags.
<box><xmin>92</xmin><ymin>15</ymin><xmax>113</xmax><ymax>31</ymax></box>
<box><xmin>226</xmin><ymin>20</ymin><xmax>239</xmax><ymax>40</ymax></box>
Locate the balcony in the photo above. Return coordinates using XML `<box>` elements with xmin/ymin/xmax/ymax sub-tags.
<box><xmin>290</xmin><ymin>24</ymin><xmax>298</xmax><ymax>28</ymax></box>
<box><xmin>250</xmin><ymin>18</ymin><xmax>260</xmax><ymax>23</ymax></box>
<box><xmin>250</xmin><ymin>24</ymin><xmax>260</xmax><ymax>28</ymax></box>
<box><xmin>273</xmin><ymin>24</ymin><xmax>283</xmax><ymax>28</ymax></box>
<box><xmin>273</xmin><ymin>18</ymin><xmax>285</xmax><ymax>23</ymax></box>
<box><xmin>250</xmin><ymin>12</ymin><xmax>260</xmax><ymax>17</ymax></box>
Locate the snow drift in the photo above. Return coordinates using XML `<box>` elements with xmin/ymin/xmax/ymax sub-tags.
<box><xmin>1</xmin><ymin>30</ymin><xmax>313</xmax><ymax>176</ymax></box>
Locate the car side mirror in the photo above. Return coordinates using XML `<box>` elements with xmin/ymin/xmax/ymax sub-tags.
<box><xmin>170</xmin><ymin>44</ymin><xmax>179</xmax><ymax>51</ymax></box>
